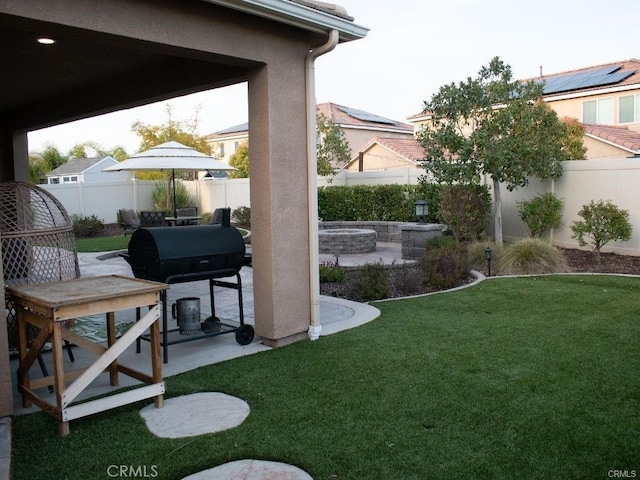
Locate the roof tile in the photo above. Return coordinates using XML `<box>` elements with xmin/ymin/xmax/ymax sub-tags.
<box><xmin>368</xmin><ymin>136</ymin><xmax>425</xmax><ymax>162</ymax></box>
<box><xmin>583</xmin><ymin>123</ymin><xmax>640</xmax><ymax>154</ymax></box>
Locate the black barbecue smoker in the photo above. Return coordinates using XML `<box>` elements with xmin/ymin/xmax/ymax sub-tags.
<box><xmin>123</xmin><ymin>209</ymin><xmax>254</xmax><ymax>363</ymax></box>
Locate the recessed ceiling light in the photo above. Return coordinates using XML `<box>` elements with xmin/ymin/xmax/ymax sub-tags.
<box><xmin>37</xmin><ymin>37</ymin><xmax>56</xmax><ymax>45</ymax></box>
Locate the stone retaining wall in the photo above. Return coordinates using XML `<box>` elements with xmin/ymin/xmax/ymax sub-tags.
<box><xmin>319</xmin><ymin>221</ymin><xmax>445</xmax><ymax>260</ymax></box>
<box><xmin>401</xmin><ymin>224</ymin><xmax>446</xmax><ymax>260</ymax></box>
<box><xmin>319</xmin><ymin>221</ymin><xmax>405</xmax><ymax>242</ymax></box>
<box><xmin>318</xmin><ymin>228</ymin><xmax>377</xmax><ymax>254</ymax></box>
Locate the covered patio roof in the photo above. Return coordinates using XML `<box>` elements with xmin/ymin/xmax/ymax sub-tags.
<box><xmin>0</xmin><ymin>0</ymin><xmax>367</xmax><ymax>417</ymax></box>
<box><xmin>0</xmin><ymin>0</ymin><xmax>367</xmax><ymax>137</ymax></box>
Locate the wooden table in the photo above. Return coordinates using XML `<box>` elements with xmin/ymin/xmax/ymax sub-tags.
<box><xmin>8</xmin><ymin>275</ymin><xmax>168</xmax><ymax>436</ymax></box>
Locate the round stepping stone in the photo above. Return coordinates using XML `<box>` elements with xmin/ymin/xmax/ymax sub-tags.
<box><xmin>181</xmin><ymin>460</ymin><xmax>313</xmax><ymax>479</ymax></box>
<box><xmin>140</xmin><ymin>392</ymin><xmax>249</xmax><ymax>438</ymax></box>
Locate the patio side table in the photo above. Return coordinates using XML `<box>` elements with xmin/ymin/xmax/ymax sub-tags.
<box><xmin>8</xmin><ymin>275</ymin><xmax>168</xmax><ymax>436</ymax></box>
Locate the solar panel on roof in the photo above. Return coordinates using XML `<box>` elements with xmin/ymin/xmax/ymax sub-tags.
<box><xmin>337</xmin><ymin>106</ymin><xmax>397</xmax><ymax>125</ymax></box>
<box><xmin>542</xmin><ymin>65</ymin><xmax>629</xmax><ymax>94</ymax></box>
<box><xmin>585</xmin><ymin>70</ymin><xmax>635</xmax><ymax>89</ymax></box>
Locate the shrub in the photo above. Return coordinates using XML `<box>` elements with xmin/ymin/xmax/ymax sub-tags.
<box><xmin>200</xmin><ymin>212</ymin><xmax>213</xmax><ymax>224</ymax></box>
<box><xmin>317</xmin><ymin>184</ymin><xmax>444</xmax><ymax>223</ymax></box>
<box><xmin>351</xmin><ymin>261</ymin><xmax>389</xmax><ymax>302</ymax></box>
<box><xmin>467</xmin><ymin>240</ymin><xmax>502</xmax><ymax>275</ymax></box>
<box><xmin>438</xmin><ymin>184</ymin><xmax>491</xmax><ymax>242</ymax></box>
<box><xmin>517</xmin><ymin>193</ymin><xmax>563</xmax><ymax>238</ymax></box>
<box><xmin>387</xmin><ymin>264</ymin><xmax>425</xmax><ymax>297</ymax></box>
<box><xmin>420</xmin><ymin>237</ymin><xmax>470</xmax><ymax>289</ymax></box>
<box><xmin>497</xmin><ymin>238</ymin><xmax>568</xmax><ymax>275</ymax></box>
<box><xmin>151</xmin><ymin>180</ymin><xmax>196</xmax><ymax>214</ymax></box>
<box><xmin>319</xmin><ymin>262</ymin><xmax>347</xmax><ymax>283</ymax></box>
<box><xmin>71</xmin><ymin>214</ymin><xmax>104</xmax><ymax>238</ymax></box>
<box><xmin>232</xmin><ymin>206</ymin><xmax>251</xmax><ymax>228</ymax></box>
<box><xmin>570</xmin><ymin>200</ymin><xmax>633</xmax><ymax>261</ymax></box>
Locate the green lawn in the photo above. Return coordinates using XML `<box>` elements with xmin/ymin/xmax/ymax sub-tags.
<box><xmin>75</xmin><ymin>228</ymin><xmax>249</xmax><ymax>253</ymax></box>
<box><xmin>75</xmin><ymin>235</ymin><xmax>130</xmax><ymax>252</ymax></box>
<box><xmin>12</xmin><ymin>275</ymin><xmax>640</xmax><ymax>479</ymax></box>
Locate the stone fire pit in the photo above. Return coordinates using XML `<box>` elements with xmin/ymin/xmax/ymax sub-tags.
<box><xmin>318</xmin><ymin>228</ymin><xmax>377</xmax><ymax>254</ymax></box>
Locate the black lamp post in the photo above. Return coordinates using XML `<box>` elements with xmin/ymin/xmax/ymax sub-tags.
<box><xmin>414</xmin><ymin>199</ymin><xmax>428</xmax><ymax>224</ymax></box>
<box><xmin>484</xmin><ymin>246</ymin><xmax>493</xmax><ymax>277</ymax></box>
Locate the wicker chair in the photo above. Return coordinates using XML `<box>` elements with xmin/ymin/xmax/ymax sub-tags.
<box><xmin>1</xmin><ymin>181</ymin><xmax>78</xmax><ymax>378</ymax></box>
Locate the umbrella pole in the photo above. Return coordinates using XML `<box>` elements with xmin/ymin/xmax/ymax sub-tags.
<box><xmin>172</xmin><ymin>169</ymin><xmax>177</xmax><ymax>218</ymax></box>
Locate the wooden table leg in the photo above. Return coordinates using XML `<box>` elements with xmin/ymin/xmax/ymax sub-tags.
<box><xmin>149</xmin><ymin>311</ymin><xmax>163</xmax><ymax>408</ymax></box>
<box><xmin>106</xmin><ymin>312</ymin><xmax>119</xmax><ymax>386</ymax></box>
<box><xmin>16</xmin><ymin>310</ymin><xmax>31</xmax><ymax>408</ymax></box>
<box><xmin>51</xmin><ymin>322</ymin><xmax>70</xmax><ymax>436</ymax></box>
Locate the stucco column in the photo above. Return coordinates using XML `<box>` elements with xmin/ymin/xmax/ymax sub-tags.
<box><xmin>247</xmin><ymin>63</ymin><xmax>312</xmax><ymax>346</ymax></box>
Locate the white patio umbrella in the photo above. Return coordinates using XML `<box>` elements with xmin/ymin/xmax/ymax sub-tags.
<box><xmin>104</xmin><ymin>141</ymin><xmax>235</xmax><ymax>217</ymax></box>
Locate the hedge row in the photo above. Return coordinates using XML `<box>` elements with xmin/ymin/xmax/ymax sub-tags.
<box><xmin>317</xmin><ymin>184</ymin><xmax>445</xmax><ymax>223</ymax></box>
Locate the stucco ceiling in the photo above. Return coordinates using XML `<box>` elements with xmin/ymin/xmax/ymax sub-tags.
<box><xmin>0</xmin><ymin>13</ymin><xmax>250</xmax><ymax>132</ymax></box>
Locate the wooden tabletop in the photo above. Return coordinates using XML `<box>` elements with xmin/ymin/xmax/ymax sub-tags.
<box><xmin>7</xmin><ymin>275</ymin><xmax>168</xmax><ymax>321</ymax></box>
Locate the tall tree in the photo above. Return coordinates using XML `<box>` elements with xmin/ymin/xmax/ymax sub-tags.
<box><xmin>316</xmin><ymin>112</ymin><xmax>351</xmax><ymax>176</ymax></box>
<box><xmin>28</xmin><ymin>144</ymin><xmax>67</xmax><ymax>183</ymax></box>
<box><xmin>131</xmin><ymin>104</ymin><xmax>214</xmax><ymax>181</ymax></box>
<box><xmin>228</xmin><ymin>142</ymin><xmax>249</xmax><ymax>179</ymax></box>
<box><xmin>67</xmin><ymin>141</ymin><xmax>128</xmax><ymax>161</ymax></box>
<box><xmin>418</xmin><ymin>57</ymin><xmax>572</xmax><ymax>245</ymax></box>
<box><xmin>131</xmin><ymin>104</ymin><xmax>212</xmax><ymax>155</ymax></box>
<box><xmin>560</xmin><ymin>116</ymin><xmax>587</xmax><ymax>160</ymax></box>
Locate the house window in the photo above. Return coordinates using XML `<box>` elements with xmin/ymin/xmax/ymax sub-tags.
<box><xmin>619</xmin><ymin>94</ymin><xmax>640</xmax><ymax>123</ymax></box>
<box><xmin>62</xmin><ymin>176</ymin><xmax>78</xmax><ymax>183</ymax></box>
<box><xmin>583</xmin><ymin>98</ymin><xmax>613</xmax><ymax>125</ymax></box>
<box><xmin>234</xmin><ymin>141</ymin><xmax>239</xmax><ymax>151</ymax></box>
<box><xmin>49</xmin><ymin>178</ymin><xmax>59</xmax><ymax>184</ymax></box>
<box><xmin>219</xmin><ymin>143</ymin><xmax>225</xmax><ymax>157</ymax></box>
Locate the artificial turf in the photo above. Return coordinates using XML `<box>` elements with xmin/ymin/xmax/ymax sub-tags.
<box><xmin>11</xmin><ymin>275</ymin><xmax>640</xmax><ymax>479</ymax></box>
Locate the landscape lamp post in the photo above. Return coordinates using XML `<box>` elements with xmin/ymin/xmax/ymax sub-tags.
<box><xmin>485</xmin><ymin>246</ymin><xmax>493</xmax><ymax>277</ymax></box>
<box><xmin>414</xmin><ymin>199</ymin><xmax>428</xmax><ymax>224</ymax></box>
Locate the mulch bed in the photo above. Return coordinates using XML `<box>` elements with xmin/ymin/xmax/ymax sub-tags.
<box><xmin>320</xmin><ymin>248</ymin><xmax>640</xmax><ymax>302</ymax></box>
<box><xmin>560</xmin><ymin>248</ymin><xmax>640</xmax><ymax>275</ymax></box>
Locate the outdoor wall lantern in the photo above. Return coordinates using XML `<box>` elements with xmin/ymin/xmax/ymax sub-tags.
<box><xmin>414</xmin><ymin>199</ymin><xmax>428</xmax><ymax>224</ymax></box>
<box><xmin>485</xmin><ymin>246</ymin><xmax>493</xmax><ymax>277</ymax></box>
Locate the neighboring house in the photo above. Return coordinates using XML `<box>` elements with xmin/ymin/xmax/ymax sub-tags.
<box><xmin>205</xmin><ymin>102</ymin><xmax>414</xmax><ymax>169</ymax></box>
<box><xmin>46</xmin><ymin>156</ymin><xmax>130</xmax><ymax>184</ymax></box>
<box><xmin>205</xmin><ymin>122</ymin><xmax>249</xmax><ymax>164</ymax></box>
<box><xmin>346</xmin><ymin>136</ymin><xmax>425</xmax><ymax>171</ymax></box>
<box><xmin>317</xmin><ymin>102</ymin><xmax>414</xmax><ymax>155</ymax></box>
<box><xmin>409</xmin><ymin>58</ymin><xmax>640</xmax><ymax>159</ymax></box>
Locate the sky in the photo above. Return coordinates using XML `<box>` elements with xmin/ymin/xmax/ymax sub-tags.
<box><xmin>28</xmin><ymin>0</ymin><xmax>640</xmax><ymax>155</ymax></box>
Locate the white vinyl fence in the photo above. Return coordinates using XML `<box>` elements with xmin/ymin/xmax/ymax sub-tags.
<box><xmin>42</xmin><ymin>162</ymin><xmax>640</xmax><ymax>255</ymax></box>
<box><xmin>500</xmin><ymin>157</ymin><xmax>640</xmax><ymax>256</ymax></box>
<box><xmin>41</xmin><ymin>169</ymin><xmax>422</xmax><ymax>223</ymax></box>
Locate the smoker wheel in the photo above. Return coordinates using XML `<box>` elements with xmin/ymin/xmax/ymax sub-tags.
<box><xmin>235</xmin><ymin>325</ymin><xmax>255</xmax><ymax>345</ymax></box>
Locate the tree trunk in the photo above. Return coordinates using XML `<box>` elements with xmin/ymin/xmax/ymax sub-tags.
<box><xmin>493</xmin><ymin>178</ymin><xmax>503</xmax><ymax>246</ymax></box>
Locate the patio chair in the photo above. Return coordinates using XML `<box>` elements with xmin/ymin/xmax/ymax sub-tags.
<box><xmin>119</xmin><ymin>209</ymin><xmax>140</xmax><ymax>236</ymax></box>
<box><xmin>140</xmin><ymin>211</ymin><xmax>166</xmax><ymax>227</ymax></box>
<box><xmin>210</xmin><ymin>207</ymin><xmax>231</xmax><ymax>225</ymax></box>
<box><xmin>175</xmin><ymin>207</ymin><xmax>198</xmax><ymax>226</ymax></box>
